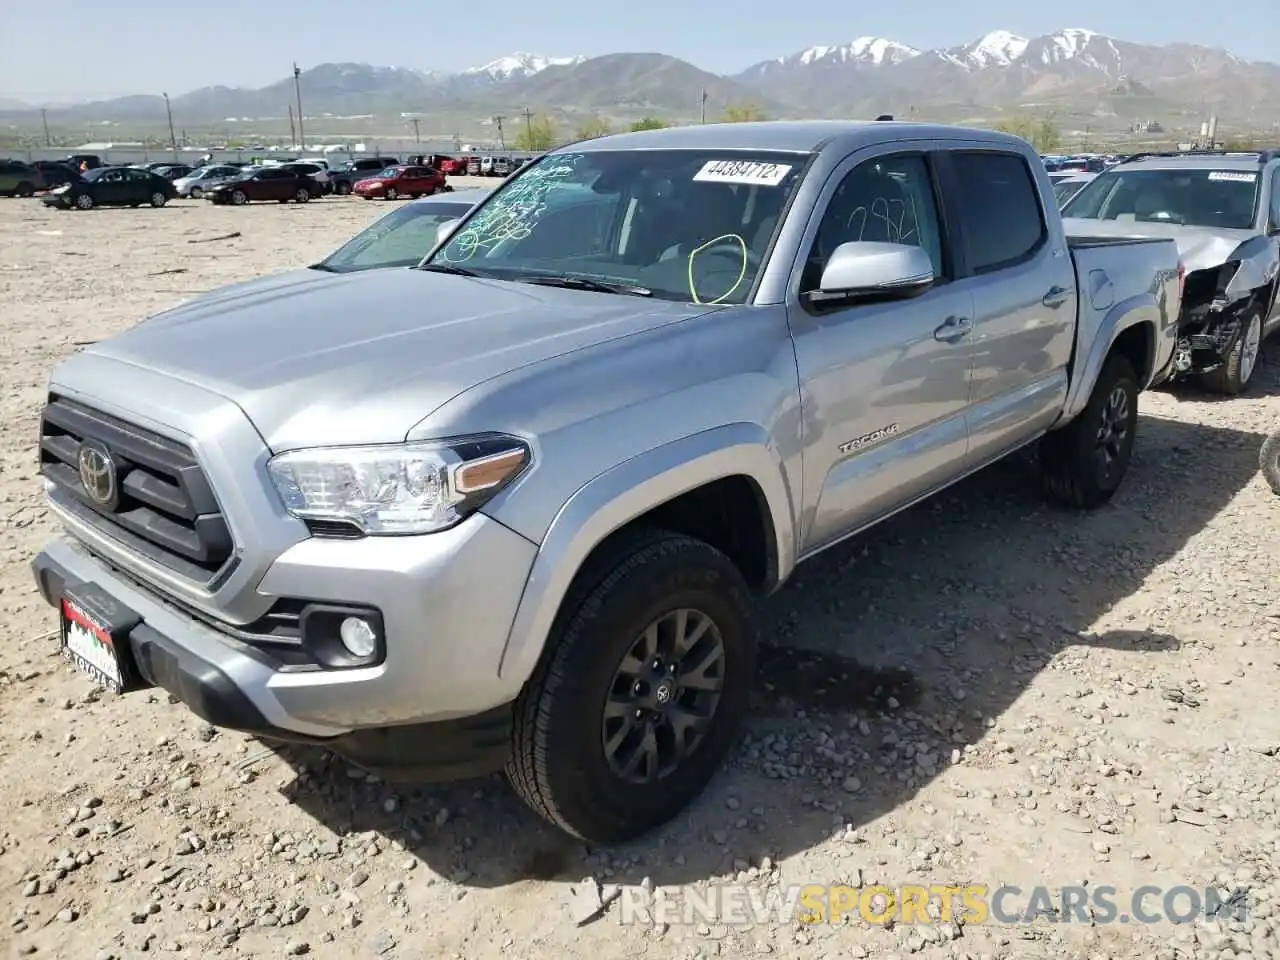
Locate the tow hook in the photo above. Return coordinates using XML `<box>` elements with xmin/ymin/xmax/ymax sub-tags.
<box><xmin>1173</xmin><ymin>339</ymin><xmax>1193</xmax><ymax>373</ymax></box>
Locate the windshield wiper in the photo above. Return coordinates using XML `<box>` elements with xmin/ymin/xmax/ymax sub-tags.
<box><xmin>518</xmin><ymin>274</ymin><xmax>652</xmax><ymax>297</ymax></box>
<box><xmin>419</xmin><ymin>263</ymin><xmax>485</xmax><ymax>277</ymax></box>
<box><xmin>309</xmin><ymin>262</ymin><xmax>338</xmax><ymax>272</ymax></box>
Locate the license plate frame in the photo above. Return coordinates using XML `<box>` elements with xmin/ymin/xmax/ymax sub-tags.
<box><xmin>59</xmin><ymin>582</ymin><xmax>141</xmax><ymax>695</ymax></box>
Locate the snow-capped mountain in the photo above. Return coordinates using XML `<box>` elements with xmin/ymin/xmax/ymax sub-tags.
<box><xmin>740</xmin><ymin>37</ymin><xmax>919</xmax><ymax>81</ymax></box>
<box><xmin>952</xmin><ymin>30</ymin><xmax>1029</xmax><ymax>68</ymax></box>
<box><xmin>461</xmin><ymin>53</ymin><xmax>587</xmax><ymax>82</ymax></box>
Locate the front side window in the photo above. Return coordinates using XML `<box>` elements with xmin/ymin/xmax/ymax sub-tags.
<box><xmin>427</xmin><ymin>149</ymin><xmax>807</xmax><ymax>304</ymax></box>
<box><xmin>803</xmin><ymin>153</ymin><xmax>945</xmax><ymax>290</ymax></box>
<box><xmin>1063</xmin><ymin>167</ymin><xmax>1261</xmax><ymax>230</ymax></box>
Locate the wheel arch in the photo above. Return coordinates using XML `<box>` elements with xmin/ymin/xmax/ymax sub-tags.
<box><xmin>496</xmin><ymin>423</ymin><xmax>797</xmax><ymax>689</ymax></box>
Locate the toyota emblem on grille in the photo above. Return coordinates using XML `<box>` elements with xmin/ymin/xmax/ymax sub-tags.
<box><xmin>77</xmin><ymin>441</ymin><xmax>118</xmax><ymax>508</ymax></box>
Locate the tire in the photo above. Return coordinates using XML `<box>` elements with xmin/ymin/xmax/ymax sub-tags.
<box><xmin>1201</xmin><ymin>307</ymin><xmax>1263</xmax><ymax>396</ymax></box>
<box><xmin>149</xmin><ymin>191</ymin><xmax>167</xmax><ymax>208</ymax></box>
<box><xmin>385</xmin><ymin>187</ymin><xmax>398</xmax><ymax>201</ymax></box>
<box><xmin>294</xmin><ymin>188</ymin><xmax>310</xmax><ymax>203</ymax></box>
<box><xmin>336</xmin><ymin>181</ymin><xmax>352</xmax><ymax>196</ymax></box>
<box><xmin>1039</xmin><ymin>352</ymin><xmax>1139</xmax><ymax>509</ymax></box>
<box><xmin>1261</xmin><ymin>430</ymin><xmax>1280</xmax><ymax>495</ymax></box>
<box><xmin>441</xmin><ymin>184</ymin><xmax>453</xmax><ymax>193</ymax></box>
<box><xmin>190</xmin><ymin>187</ymin><xmax>203</xmax><ymax>200</ymax></box>
<box><xmin>15</xmin><ymin>182</ymin><xmax>35</xmax><ymax>198</ymax></box>
<box><xmin>507</xmin><ymin>529</ymin><xmax>757</xmax><ymax>844</ymax></box>
<box><xmin>74</xmin><ymin>193</ymin><xmax>93</xmax><ymax>210</ymax></box>
<box><xmin>230</xmin><ymin>190</ymin><xmax>248</xmax><ymax>206</ymax></box>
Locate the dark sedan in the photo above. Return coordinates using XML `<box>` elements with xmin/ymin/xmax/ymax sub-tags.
<box><xmin>205</xmin><ymin>167</ymin><xmax>322</xmax><ymax>205</ymax></box>
<box><xmin>42</xmin><ymin>166</ymin><xmax>177</xmax><ymax>210</ymax></box>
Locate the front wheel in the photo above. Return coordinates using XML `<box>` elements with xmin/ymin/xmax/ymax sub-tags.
<box><xmin>1202</xmin><ymin>307</ymin><xmax>1263</xmax><ymax>396</ymax></box>
<box><xmin>190</xmin><ymin>186</ymin><xmax>204</xmax><ymax>199</ymax></box>
<box><xmin>384</xmin><ymin>187</ymin><xmax>398</xmax><ymax>201</ymax></box>
<box><xmin>1039</xmin><ymin>352</ymin><xmax>1139</xmax><ymax>508</ymax></box>
<box><xmin>15</xmin><ymin>182</ymin><xmax>35</xmax><ymax>198</ymax></box>
<box><xmin>74</xmin><ymin>193</ymin><xmax>94</xmax><ymax>210</ymax></box>
<box><xmin>507</xmin><ymin>530</ymin><xmax>757</xmax><ymax>843</ymax></box>
<box><xmin>1260</xmin><ymin>431</ymin><xmax>1280</xmax><ymax>495</ymax></box>
<box><xmin>149</xmin><ymin>191</ymin><xmax>167</xmax><ymax>207</ymax></box>
<box><xmin>230</xmin><ymin>190</ymin><xmax>248</xmax><ymax>206</ymax></box>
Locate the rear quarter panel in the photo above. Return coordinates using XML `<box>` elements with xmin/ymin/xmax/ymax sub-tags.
<box><xmin>1060</xmin><ymin>237</ymin><xmax>1181</xmax><ymax>419</ymax></box>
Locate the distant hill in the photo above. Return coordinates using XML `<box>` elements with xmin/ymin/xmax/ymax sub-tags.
<box><xmin>3</xmin><ymin>29</ymin><xmax>1278</xmax><ymax>132</ymax></box>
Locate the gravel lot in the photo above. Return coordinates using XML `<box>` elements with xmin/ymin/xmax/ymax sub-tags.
<box><xmin>4</xmin><ymin>186</ymin><xmax>1280</xmax><ymax>960</ymax></box>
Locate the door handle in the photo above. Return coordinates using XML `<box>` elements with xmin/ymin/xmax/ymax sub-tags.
<box><xmin>1042</xmin><ymin>285</ymin><xmax>1071</xmax><ymax>308</ymax></box>
<box><xmin>933</xmin><ymin>316</ymin><xmax>972</xmax><ymax>343</ymax></box>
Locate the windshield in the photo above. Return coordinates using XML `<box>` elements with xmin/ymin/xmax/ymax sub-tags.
<box><xmin>1062</xmin><ymin>168</ymin><xmax>1261</xmax><ymax>229</ymax></box>
<box><xmin>426</xmin><ymin>149</ymin><xmax>807</xmax><ymax>304</ymax></box>
<box><xmin>372</xmin><ymin>166</ymin><xmax>401</xmax><ymax>178</ymax></box>
<box><xmin>319</xmin><ymin>201</ymin><xmax>474</xmax><ymax>272</ymax></box>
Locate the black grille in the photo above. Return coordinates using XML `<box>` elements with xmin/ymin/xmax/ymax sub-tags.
<box><xmin>39</xmin><ymin>395</ymin><xmax>234</xmax><ymax>583</ymax></box>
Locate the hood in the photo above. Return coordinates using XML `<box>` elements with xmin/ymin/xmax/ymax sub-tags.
<box><xmin>87</xmin><ymin>268</ymin><xmax>709</xmax><ymax>451</ymax></box>
<box><xmin>1061</xmin><ymin>218</ymin><xmax>1258</xmax><ymax>274</ymax></box>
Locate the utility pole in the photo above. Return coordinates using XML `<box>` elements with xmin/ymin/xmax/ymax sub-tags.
<box><xmin>700</xmin><ymin>88</ymin><xmax>707</xmax><ymax>124</ymax></box>
<box><xmin>40</xmin><ymin>108</ymin><xmax>50</xmax><ymax>146</ymax></box>
<box><xmin>288</xmin><ymin>104</ymin><xmax>296</xmax><ymax>146</ymax></box>
<box><xmin>521</xmin><ymin>107</ymin><xmax>533</xmax><ymax>144</ymax></box>
<box><xmin>493</xmin><ymin>115</ymin><xmax>506</xmax><ymax>149</ymax></box>
<box><xmin>410</xmin><ymin>118</ymin><xmax>420</xmax><ymax>144</ymax></box>
<box><xmin>163</xmin><ymin>93</ymin><xmax>179</xmax><ymax>158</ymax></box>
<box><xmin>292</xmin><ymin>62</ymin><xmax>305</xmax><ymax>150</ymax></box>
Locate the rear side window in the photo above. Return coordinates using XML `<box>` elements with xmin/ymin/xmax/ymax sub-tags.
<box><xmin>949</xmin><ymin>152</ymin><xmax>1046</xmax><ymax>273</ymax></box>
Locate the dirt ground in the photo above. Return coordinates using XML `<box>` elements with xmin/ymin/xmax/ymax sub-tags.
<box><xmin>3</xmin><ymin>186</ymin><xmax>1280</xmax><ymax>960</ymax></box>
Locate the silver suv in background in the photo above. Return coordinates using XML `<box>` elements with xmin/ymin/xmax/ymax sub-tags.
<box><xmin>1063</xmin><ymin>149</ymin><xmax>1280</xmax><ymax>394</ymax></box>
<box><xmin>31</xmin><ymin>122</ymin><xmax>1180</xmax><ymax>843</ymax></box>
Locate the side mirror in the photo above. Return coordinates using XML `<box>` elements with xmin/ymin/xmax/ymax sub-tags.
<box><xmin>436</xmin><ymin>218</ymin><xmax>462</xmax><ymax>244</ymax></box>
<box><xmin>812</xmin><ymin>241</ymin><xmax>935</xmax><ymax>302</ymax></box>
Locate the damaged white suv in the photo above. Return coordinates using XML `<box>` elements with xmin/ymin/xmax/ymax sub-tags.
<box><xmin>1063</xmin><ymin>149</ymin><xmax>1280</xmax><ymax>395</ymax></box>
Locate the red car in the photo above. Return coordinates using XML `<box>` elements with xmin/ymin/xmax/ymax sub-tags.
<box><xmin>353</xmin><ymin>164</ymin><xmax>448</xmax><ymax>200</ymax></box>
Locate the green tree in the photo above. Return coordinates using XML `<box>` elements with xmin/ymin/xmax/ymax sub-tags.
<box><xmin>515</xmin><ymin>116</ymin><xmax>557</xmax><ymax>151</ymax></box>
<box><xmin>575</xmin><ymin>116</ymin><xmax>613</xmax><ymax>140</ymax></box>
<box><xmin>629</xmin><ymin>116</ymin><xmax>669</xmax><ymax>131</ymax></box>
<box><xmin>721</xmin><ymin>103</ymin><xmax>767</xmax><ymax>123</ymax></box>
<box><xmin>994</xmin><ymin>114</ymin><xmax>1061</xmax><ymax>153</ymax></box>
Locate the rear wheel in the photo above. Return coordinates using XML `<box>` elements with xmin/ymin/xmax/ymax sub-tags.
<box><xmin>335</xmin><ymin>181</ymin><xmax>352</xmax><ymax>196</ymax></box>
<box><xmin>1202</xmin><ymin>307</ymin><xmax>1263</xmax><ymax>396</ymax></box>
<box><xmin>74</xmin><ymin>193</ymin><xmax>94</xmax><ymax>210</ymax></box>
<box><xmin>149</xmin><ymin>191</ymin><xmax>167</xmax><ymax>208</ymax></box>
<box><xmin>1039</xmin><ymin>352</ymin><xmax>1139</xmax><ymax>508</ymax></box>
<box><xmin>15</xmin><ymin>182</ymin><xmax>35</xmax><ymax>198</ymax></box>
<box><xmin>507</xmin><ymin>530</ymin><xmax>757</xmax><ymax>843</ymax></box>
<box><xmin>294</xmin><ymin>188</ymin><xmax>310</xmax><ymax>203</ymax></box>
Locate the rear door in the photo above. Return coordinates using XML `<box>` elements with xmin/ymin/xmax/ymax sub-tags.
<box><xmin>935</xmin><ymin>149</ymin><xmax>1077</xmax><ymax>468</ymax></box>
<box><xmin>123</xmin><ymin>168</ymin><xmax>154</xmax><ymax>202</ymax></box>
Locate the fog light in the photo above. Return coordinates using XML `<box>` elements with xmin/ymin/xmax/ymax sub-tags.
<box><xmin>339</xmin><ymin>617</ymin><xmax>377</xmax><ymax>658</ymax></box>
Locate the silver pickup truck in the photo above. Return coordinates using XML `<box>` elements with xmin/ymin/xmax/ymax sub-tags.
<box><xmin>31</xmin><ymin>122</ymin><xmax>1181</xmax><ymax>844</ymax></box>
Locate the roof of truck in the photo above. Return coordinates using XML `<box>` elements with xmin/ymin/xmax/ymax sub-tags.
<box><xmin>563</xmin><ymin>120</ymin><xmax>1027</xmax><ymax>156</ymax></box>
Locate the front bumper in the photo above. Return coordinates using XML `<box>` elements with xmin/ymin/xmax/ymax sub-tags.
<box><xmin>32</xmin><ymin>510</ymin><xmax>537</xmax><ymax>777</ymax></box>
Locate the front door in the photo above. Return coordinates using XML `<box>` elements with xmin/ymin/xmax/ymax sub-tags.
<box><xmin>93</xmin><ymin>169</ymin><xmax>130</xmax><ymax>205</ymax></box>
<box><xmin>789</xmin><ymin>150</ymin><xmax>975</xmax><ymax>554</ymax></box>
<box><xmin>939</xmin><ymin>150</ymin><xmax>1077</xmax><ymax>467</ymax></box>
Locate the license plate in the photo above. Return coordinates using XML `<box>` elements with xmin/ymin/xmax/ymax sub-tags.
<box><xmin>61</xmin><ymin>593</ymin><xmax>125</xmax><ymax>694</ymax></box>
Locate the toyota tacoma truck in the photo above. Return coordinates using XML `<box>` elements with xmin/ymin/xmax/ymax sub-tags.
<box><xmin>1062</xmin><ymin>149</ymin><xmax>1280</xmax><ymax>394</ymax></box>
<box><xmin>31</xmin><ymin>122</ymin><xmax>1181</xmax><ymax>844</ymax></box>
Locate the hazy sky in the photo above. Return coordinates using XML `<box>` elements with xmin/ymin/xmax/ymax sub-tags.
<box><xmin>3</xmin><ymin>0</ymin><xmax>1277</xmax><ymax>102</ymax></box>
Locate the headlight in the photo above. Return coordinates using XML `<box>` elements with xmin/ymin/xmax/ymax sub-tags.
<box><xmin>266</xmin><ymin>434</ymin><xmax>531</xmax><ymax>535</ymax></box>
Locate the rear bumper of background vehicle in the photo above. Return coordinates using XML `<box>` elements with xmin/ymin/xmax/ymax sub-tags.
<box><xmin>31</xmin><ymin>511</ymin><xmax>538</xmax><ymax>779</ymax></box>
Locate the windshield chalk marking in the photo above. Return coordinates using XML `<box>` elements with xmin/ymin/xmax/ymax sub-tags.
<box><xmin>688</xmin><ymin>234</ymin><xmax>748</xmax><ymax>305</ymax></box>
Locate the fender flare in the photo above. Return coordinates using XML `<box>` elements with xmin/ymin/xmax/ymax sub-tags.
<box><xmin>495</xmin><ymin>422</ymin><xmax>797</xmax><ymax>687</ymax></box>
<box><xmin>1058</xmin><ymin>294</ymin><xmax>1164</xmax><ymax>424</ymax></box>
